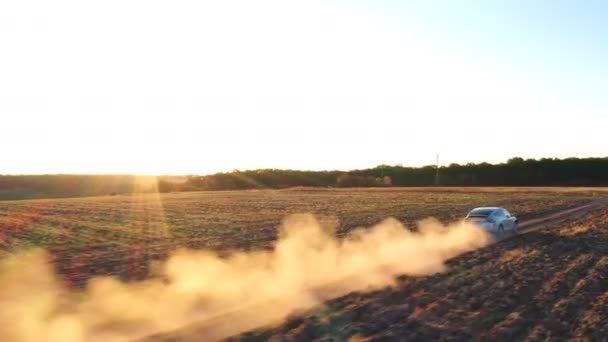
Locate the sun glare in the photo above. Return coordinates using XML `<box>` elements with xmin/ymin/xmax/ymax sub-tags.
<box><xmin>1</xmin><ymin>1</ymin><xmax>605</xmax><ymax>175</ymax></box>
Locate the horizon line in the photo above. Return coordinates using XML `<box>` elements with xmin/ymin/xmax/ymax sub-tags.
<box><xmin>1</xmin><ymin>155</ymin><xmax>606</xmax><ymax>177</ymax></box>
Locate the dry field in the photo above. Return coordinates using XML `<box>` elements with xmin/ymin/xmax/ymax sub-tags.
<box><xmin>0</xmin><ymin>187</ymin><xmax>606</xmax><ymax>340</ymax></box>
<box><xmin>224</xmin><ymin>203</ymin><xmax>608</xmax><ymax>341</ymax></box>
<box><xmin>0</xmin><ymin>188</ymin><xmax>603</xmax><ymax>286</ymax></box>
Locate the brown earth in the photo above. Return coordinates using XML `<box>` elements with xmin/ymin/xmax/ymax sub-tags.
<box><xmin>1</xmin><ymin>188</ymin><xmax>602</xmax><ymax>288</ymax></box>
<box><xmin>1</xmin><ymin>188</ymin><xmax>606</xmax><ymax>340</ymax></box>
<box><xmin>217</xmin><ymin>199</ymin><xmax>608</xmax><ymax>341</ymax></box>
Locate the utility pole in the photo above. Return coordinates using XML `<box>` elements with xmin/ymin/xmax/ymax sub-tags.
<box><xmin>435</xmin><ymin>154</ymin><xmax>440</xmax><ymax>186</ymax></box>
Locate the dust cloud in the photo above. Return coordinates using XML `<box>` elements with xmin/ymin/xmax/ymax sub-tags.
<box><xmin>0</xmin><ymin>215</ymin><xmax>492</xmax><ymax>341</ymax></box>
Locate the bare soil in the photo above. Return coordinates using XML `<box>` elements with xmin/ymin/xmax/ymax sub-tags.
<box><xmin>1</xmin><ymin>188</ymin><xmax>606</xmax><ymax>340</ymax></box>
<box><xmin>221</xmin><ymin>202</ymin><xmax>608</xmax><ymax>341</ymax></box>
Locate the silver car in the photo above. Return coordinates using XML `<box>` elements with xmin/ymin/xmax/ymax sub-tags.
<box><xmin>464</xmin><ymin>207</ymin><xmax>518</xmax><ymax>236</ymax></box>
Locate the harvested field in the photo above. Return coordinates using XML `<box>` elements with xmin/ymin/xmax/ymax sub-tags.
<box><xmin>0</xmin><ymin>187</ymin><xmax>606</xmax><ymax>341</ymax></box>
<box><xmin>0</xmin><ymin>188</ymin><xmax>603</xmax><ymax>285</ymax></box>
<box><xmin>221</xmin><ymin>204</ymin><xmax>608</xmax><ymax>341</ymax></box>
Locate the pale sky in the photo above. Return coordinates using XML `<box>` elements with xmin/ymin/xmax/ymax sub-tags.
<box><xmin>1</xmin><ymin>0</ymin><xmax>606</xmax><ymax>175</ymax></box>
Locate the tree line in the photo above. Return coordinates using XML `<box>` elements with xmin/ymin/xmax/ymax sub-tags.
<box><xmin>0</xmin><ymin>157</ymin><xmax>606</xmax><ymax>200</ymax></box>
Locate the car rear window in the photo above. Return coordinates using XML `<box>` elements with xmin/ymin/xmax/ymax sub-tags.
<box><xmin>468</xmin><ymin>208</ymin><xmax>495</xmax><ymax>216</ymax></box>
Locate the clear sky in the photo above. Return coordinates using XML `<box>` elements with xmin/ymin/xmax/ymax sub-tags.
<box><xmin>1</xmin><ymin>0</ymin><xmax>606</xmax><ymax>175</ymax></box>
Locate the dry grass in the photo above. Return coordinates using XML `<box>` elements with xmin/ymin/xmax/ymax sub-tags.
<box><xmin>225</xmin><ymin>206</ymin><xmax>608</xmax><ymax>341</ymax></box>
<box><xmin>0</xmin><ymin>188</ymin><xmax>602</xmax><ymax>287</ymax></box>
<box><xmin>498</xmin><ymin>248</ymin><xmax>540</xmax><ymax>263</ymax></box>
<box><xmin>0</xmin><ymin>187</ymin><xmax>606</xmax><ymax>340</ymax></box>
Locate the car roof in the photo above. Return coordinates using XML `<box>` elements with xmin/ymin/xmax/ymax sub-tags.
<box><xmin>471</xmin><ymin>207</ymin><xmax>502</xmax><ymax>211</ymax></box>
<box><xmin>468</xmin><ymin>207</ymin><xmax>502</xmax><ymax>216</ymax></box>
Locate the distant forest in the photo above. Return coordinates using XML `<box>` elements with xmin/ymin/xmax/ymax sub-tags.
<box><xmin>0</xmin><ymin>157</ymin><xmax>606</xmax><ymax>200</ymax></box>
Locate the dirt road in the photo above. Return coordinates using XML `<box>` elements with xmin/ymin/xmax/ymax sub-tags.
<box><xmin>518</xmin><ymin>196</ymin><xmax>608</xmax><ymax>233</ymax></box>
